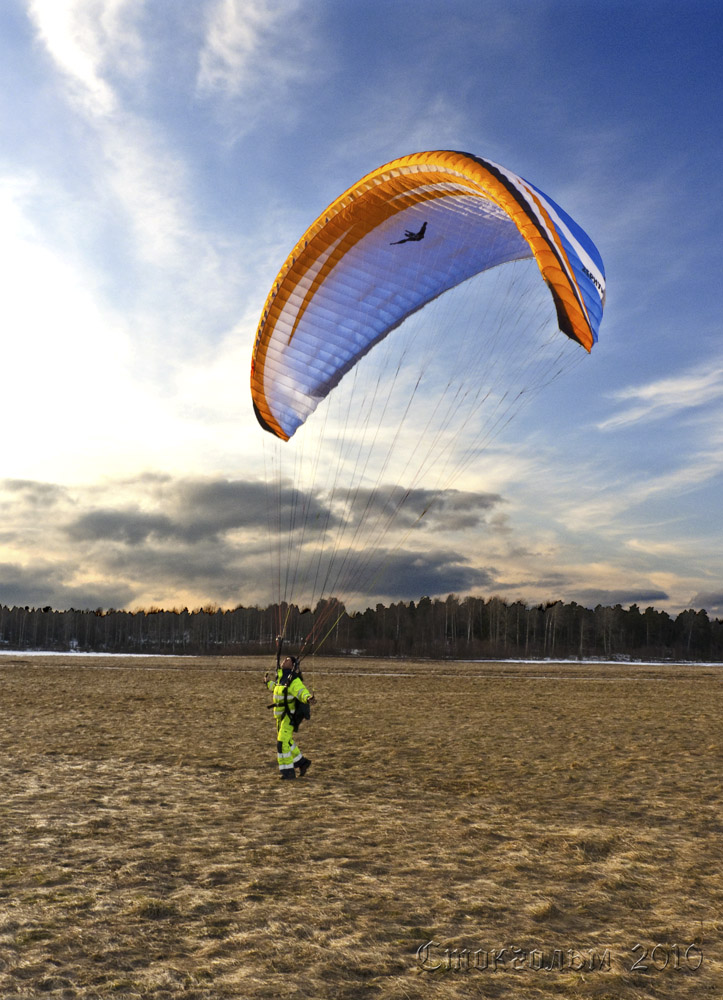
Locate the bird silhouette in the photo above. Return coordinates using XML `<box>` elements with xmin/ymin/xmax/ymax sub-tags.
<box><xmin>390</xmin><ymin>221</ymin><xmax>427</xmax><ymax>245</ymax></box>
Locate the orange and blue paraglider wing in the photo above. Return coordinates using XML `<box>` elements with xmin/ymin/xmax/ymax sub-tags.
<box><xmin>251</xmin><ymin>150</ymin><xmax>605</xmax><ymax>441</ymax></box>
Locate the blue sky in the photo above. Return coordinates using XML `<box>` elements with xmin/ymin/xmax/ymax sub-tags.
<box><xmin>0</xmin><ymin>0</ymin><xmax>722</xmax><ymax>615</ymax></box>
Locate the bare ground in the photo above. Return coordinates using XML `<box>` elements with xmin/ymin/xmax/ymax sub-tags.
<box><xmin>0</xmin><ymin>655</ymin><xmax>721</xmax><ymax>999</ymax></box>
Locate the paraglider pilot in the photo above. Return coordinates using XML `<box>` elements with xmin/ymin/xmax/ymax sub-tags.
<box><xmin>264</xmin><ymin>636</ymin><xmax>316</xmax><ymax>780</ymax></box>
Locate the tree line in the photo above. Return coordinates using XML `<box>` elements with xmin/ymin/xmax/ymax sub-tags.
<box><xmin>1</xmin><ymin>596</ymin><xmax>722</xmax><ymax>661</ymax></box>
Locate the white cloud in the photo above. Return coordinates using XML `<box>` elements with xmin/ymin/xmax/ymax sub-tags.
<box><xmin>599</xmin><ymin>364</ymin><xmax>723</xmax><ymax>430</ymax></box>
<box><xmin>28</xmin><ymin>0</ymin><xmax>145</xmax><ymax>117</ymax></box>
<box><xmin>0</xmin><ymin>174</ymin><xmax>242</xmax><ymax>484</ymax></box>
<box><xmin>538</xmin><ymin>448</ymin><xmax>723</xmax><ymax>537</ymax></box>
<box><xmin>197</xmin><ymin>0</ymin><xmax>308</xmax><ymax>97</ymax></box>
<box><xmin>101</xmin><ymin>119</ymin><xmax>200</xmax><ymax>268</ymax></box>
<box><xmin>26</xmin><ymin>0</ymin><xmax>250</xmax><ymax>363</ymax></box>
<box><xmin>28</xmin><ymin>0</ymin><xmax>202</xmax><ymax>266</ymax></box>
<box><xmin>0</xmin><ymin>174</ymin><xmax>155</xmax><ymax>476</ymax></box>
<box><xmin>626</xmin><ymin>537</ymin><xmax>688</xmax><ymax>558</ymax></box>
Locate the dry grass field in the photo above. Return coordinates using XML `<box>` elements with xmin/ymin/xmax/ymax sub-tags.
<box><xmin>1</xmin><ymin>654</ymin><xmax>721</xmax><ymax>999</ymax></box>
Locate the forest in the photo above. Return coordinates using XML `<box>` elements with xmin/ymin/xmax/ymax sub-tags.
<box><xmin>1</xmin><ymin>595</ymin><xmax>722</xmax><ymax>662</ymax></box>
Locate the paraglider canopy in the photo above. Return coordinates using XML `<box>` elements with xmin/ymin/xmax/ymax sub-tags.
<box><xmin>250</xmin><ymin>150</ymin><xmax>605</xmax><ymax>650</ymax></box>
<box><xmin>251</xmin><ymin>150</ymin><xmax>605</xmax><ymax>442</ymax></box>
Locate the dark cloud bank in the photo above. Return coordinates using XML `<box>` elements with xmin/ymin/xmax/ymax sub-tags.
<box><xmin>3</xmin><ymin>474</ymin><xmax>716</xmax><ymax>615</ymax></box>
<box><xmin>0</xmin><ymin>475</ymin><xmax>508</xmax><ymax>610</ymax></box>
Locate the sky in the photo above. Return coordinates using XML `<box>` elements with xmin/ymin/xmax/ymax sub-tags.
<box><xmin>0</xmin><ymin>0</ymin><xmax>722</xmax><ymax>617</ymax></box>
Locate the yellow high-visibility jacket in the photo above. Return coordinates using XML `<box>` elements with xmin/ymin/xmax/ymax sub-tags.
<box><xmin>267</xmin><ymin>675</ymin><xmax>311</xmax><ymax>725</ymax></box>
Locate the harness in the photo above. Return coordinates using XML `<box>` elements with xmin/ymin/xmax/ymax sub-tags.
<box><xmin>268</xmin><ymin>667</ymin><xmax>311</xmax><ymax>732</ymax></box>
